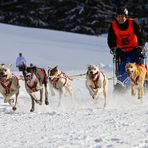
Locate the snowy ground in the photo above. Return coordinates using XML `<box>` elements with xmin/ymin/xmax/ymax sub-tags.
<box><xmin>0</xmin><ymin>23</ymin><xmax>148</xmax><ymax>148</ymax></box>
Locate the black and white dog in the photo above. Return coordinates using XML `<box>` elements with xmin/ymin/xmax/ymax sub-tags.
<box><xmin>48</xmin><ymin>66</ymin><xmax>73</xmax><ymax>106</ymax></box>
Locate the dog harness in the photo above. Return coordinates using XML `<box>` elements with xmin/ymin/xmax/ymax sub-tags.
<box><xmin>0</xmin><ymin>75</ymin><xmax>19</xmax><ymax>94</ymax></box>
<box><xmin>25</xmin><ymin>68</ymin><xmax>45</xmax><ymax>92</ymax></box>
<box><xmin>49</xmin><ymin>72</ymin><xmax>69</xmax><ymax>89</ymax></box>
<box><xmin>88</xmin><ymin>71</ymin><xmax>100</xmax><ymax>89</ymax></box>
<box><xmin>26</xmin><ymin>79</ymin><xmax>38</xmax><ymax>92</ymax></box>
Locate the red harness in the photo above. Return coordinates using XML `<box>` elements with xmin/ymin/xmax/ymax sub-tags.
<box><xmin>89</xmin><ymin>71</ymin><xmax>100</xmax><ymax>89</ymax></box>
<box><xmin>25</xmin><ymin>68</ymin><xmax>45</xmax><ymax>92</ymax></box>
<box><xmin>26</xmin><ymin>79</ymin><xmax>38</xmax><ymax>92</ymax></box>
<box><xmin>0</xmin><ymin>75</ymin><xmax>19</xmax><ymax>93</ymax></box>
<box><xmin>49</xmin><ymin>72</ymin><xmax>68</xmax><ymax>89</ymax></box>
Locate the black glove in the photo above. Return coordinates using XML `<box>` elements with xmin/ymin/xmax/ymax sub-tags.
<box><xmin>136</xmin><ymin>46</ymin><xmax>144</xmax><ymax>51</ymax></box>
<box><xmin>135</xmin><ymin>46</ymin><xmax>145</xmax><ymax>58</ymax></box>
<box><xmin>110</xmin><ymin>47</ymin><xmax>117</xmax><ymax>55</ymax></box>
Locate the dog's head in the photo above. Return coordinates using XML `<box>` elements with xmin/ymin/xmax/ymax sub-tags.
<box><xmin>0</xmin><ymin>64</ymin><xmax>12</xmax><ymax>81</ymax></box>
<box><xmin>125</xmin><ymin>63</ymin><xmax>137</xmax><ymax>76</ymax></box>
<box><xmin>87</xmin><ymin>65</ymin><xmax>99</xmax><ymax>76</ymax></box>
<box><xmin>23</xmin><ymin>66</ymin><xmax>37</xmax><ymax>81</ymax></box>
<box><xmin>48</xmin><ymin>66</ymin><xmax>61</xmax><ymax>77</ymax></box>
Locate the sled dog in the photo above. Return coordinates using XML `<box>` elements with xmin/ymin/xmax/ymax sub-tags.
<box><xmin>22</xmin><ymin>66</ymin><xmax>49</xmax><ymax>112</ymax></box>
<box><xmin>0</xmin><ymin>64</ymin><xmax>20</xmax><ymax>111</ymax></box>
<box><xmin>48</xmin><ymin>66</ymin><xmax>72</xmax><ymax>106</ymax></box>
<box><xmin>86</xmin><ymin>65</ymin><xmax>108</xmax><ymax>107</ymax></box>
<box><xmin>126</xmin><ymin>63</ymin><xmax>148</xmax><ymax>102</ymax></box>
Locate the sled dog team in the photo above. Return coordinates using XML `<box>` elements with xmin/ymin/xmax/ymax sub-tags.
<box><xmin>0</xmin><ymin>63</ymin><xmax>147</xmax><ymax>112</ymax></box>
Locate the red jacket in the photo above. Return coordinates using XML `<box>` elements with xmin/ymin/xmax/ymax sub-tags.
<box><xmin>112</xmin><ymin>18</ymin><xmax>138</xmax><ymax>52</ymax></box>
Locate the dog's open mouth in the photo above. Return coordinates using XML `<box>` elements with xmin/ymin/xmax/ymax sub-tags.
<box><xmin>25</xmin><ymin>73</ymin><xmax>33</xmax><ymax>81</ymax></box>
<box><xmin>0</xmin><ymin>74</ymin><xmax>7</xmax><ymax>81</ymax></box>
<box><xmin>126</xmin><ymin>69</ymin><xmax>133</xmax><ymax>76</ymax></box>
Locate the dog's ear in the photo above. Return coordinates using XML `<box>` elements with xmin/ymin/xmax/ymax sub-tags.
<box><xmin>87</xmin><ymin>64</ymin><xmax>91</xmax><ymax>68</ymax></box>
<box><xmin>55</xmin><ymin>65</ymin><xmax>58</xmax><ymax>70</ymax></box>
<box><xmin>4</xmin><ymin>64</ymin><xmax>12</xmax><ymax>70</ymax></box>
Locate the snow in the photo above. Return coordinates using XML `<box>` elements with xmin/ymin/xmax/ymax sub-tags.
<box><xmin>0</xmin><ymin>23</ymin><xmax>148</xmax><ymax>148</ymax></box>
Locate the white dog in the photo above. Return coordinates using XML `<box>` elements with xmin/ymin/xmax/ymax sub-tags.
<box><xmin>48</xmin><ymin>66</ymin><xmax>73</xmax><ymax>106</ymax></box>
<box><xmin>86</xmin><ymin>65</ymin><xmax>108</xmax><ymax>107</ymax></box>
<box><xmin>0</xmin><ymin>64</ymin><xmax>20</xmax><ymax>111</ymax></box>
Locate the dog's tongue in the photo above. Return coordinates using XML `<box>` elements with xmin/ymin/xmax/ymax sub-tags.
<box><xmin>0</xmin><ymin>75</ymin><xmax>7</xmax><ymax>80</ymax></box>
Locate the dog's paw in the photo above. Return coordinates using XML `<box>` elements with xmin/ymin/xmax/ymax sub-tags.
<box><xmin>30</xmin><ymin>108</ymin><xmax>34</xmax><ymax>112</ymax></box>
<box><xmin>12</xmin><ymin>106</ymin><xmax>17</xmax><ymax>111</ymax></box>
<box><xmin>92</xmin><ymin>95</ymin><xmax>96</xmax><ymax>99</ymax></box>
<box><xmin>45</xmin><ymin>100</ymin><xmax>49</xmax><ymax>105</ymax></box>
<box><xmin>38</xmin><ymin>101</ymin><xmax>42</xmax><ymax>105</ymax></box>
<box><xmin>131</xmin><ymin>92</ymin><xmax>136</xmax><ymax>96</ymax></box>
<box><xmin>138</xmin><ymin>96</ymin><xmax>142</xmax><ymax>100</ymax></box>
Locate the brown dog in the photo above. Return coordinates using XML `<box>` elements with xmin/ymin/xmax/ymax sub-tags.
<box><xmin>125</xmin><ymin>63</ymin><xmax>148</xmax><ymax>102</ymax></box>
<box><xmin>0</xmin><ymin>64</ymin><xmax>20</xmax><ymax>111</ymax></box>
<box><xmin>22</xmin><ymin>66</ymin><xmax>49</xmax><ymax>112</ymax></box>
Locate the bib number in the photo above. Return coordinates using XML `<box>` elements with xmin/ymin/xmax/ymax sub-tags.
<box><xmin>122</xmin><ymin>37</ymin><xmax>129</xmax><ymax>46</ymax></box>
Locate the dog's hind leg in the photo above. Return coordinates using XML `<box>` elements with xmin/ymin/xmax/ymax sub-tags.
<box><xmin>39</xmin><ymin>89</ymin><xmax>43</xmax><ymax>105</ymax></box>
<box><xmin>44</xmin><ymin>84</ymin><xmax>49</xmax><ymax>105</ymax></box>
<box><xmin>103</xmin><ymin>89</ymin><xmax>107</xmax><ymax>108</ymax></box>
<box><xmin>58</xmin><ymin>89</ymin><xmax>63</xmax><ymax>107</ymax></box>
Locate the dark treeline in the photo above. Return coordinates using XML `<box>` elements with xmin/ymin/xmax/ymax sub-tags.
<box><xmin>0</xmin><ymin>0</ymin><xmax>148</xmax><ymax>40</ymax></box>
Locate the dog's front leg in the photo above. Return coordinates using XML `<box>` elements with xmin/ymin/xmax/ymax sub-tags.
<box><xmin>12</xmin><ymin>90</ymin><xmax>19</xmax><ymax>111</ymax></box>
<box><xmin>49</xmin><ymin>82</ymin><xmax>56</xmax><ymax>96</ymax></box>
<box><xmin>92</xmin><ymin>89</ymin><xmax>98</xmax><ymax>99</ymax></box>
<box><xmin>29</xmin><ymin>94</ymin><xmax>35</xmax><ymax>112</ymax></box>
<box><xmin>131</xmin><ymin>83</ymin><xmax>136</xmax><ymax>96</ymax></box>
<box><xmin>138</xmin><ymin>84</ymin><xmax>144</xmax><ymax>103</ymax></box>
<box><xmin>86</xmin><ymin>82</ymin><xmax>95</xmax><ymax>99</ymax></box>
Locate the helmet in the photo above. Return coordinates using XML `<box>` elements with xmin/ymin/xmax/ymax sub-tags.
<box><xmin>116</xmin><ymin>7</ymin><xmax>128</xmax><ymax>17</ymax></box>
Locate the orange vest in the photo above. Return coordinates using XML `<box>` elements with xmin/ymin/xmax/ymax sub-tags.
<box><xmin>112</xmin><ymin>18</ymin><xmax>138</xmax><ymax>52</ymax></box>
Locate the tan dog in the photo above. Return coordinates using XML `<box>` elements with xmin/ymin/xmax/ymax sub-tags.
<box><xmin>126</xmin><ymin>63</ymin><xmax>148</xmax><ymax>102</ymax></box>
<box><xmin>86</xmin><ymin>65</ymin><xmax>108</xmax><ymax>107</ymax></box>
<box><xmin>22</xmin><ymin>66</ymin><xmax>49</xmax><ymax>112</ymax></box>
<box><xmin>0</xmin><ymin>64</ymin><xmax>20</xmax><ymax>111</ymax></box>
<box><xmin>48</xmin><ymin>66</ymin><xmax>72</xmax><ymax>106</ymax></box>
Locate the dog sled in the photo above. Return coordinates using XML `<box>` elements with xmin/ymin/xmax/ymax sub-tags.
<box><xmin>112</xmin><ymin>46</ymin><xmax>148</xmax><ymax>93</ymax></box>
